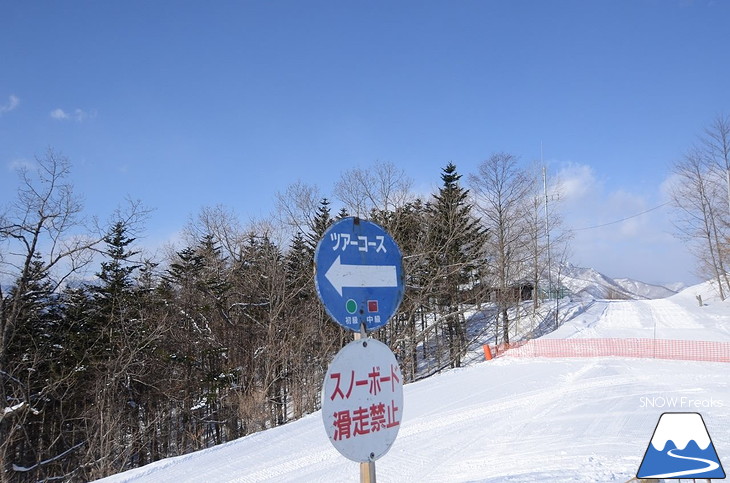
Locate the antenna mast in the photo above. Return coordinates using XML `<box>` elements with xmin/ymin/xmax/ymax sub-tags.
<box><xmin>542</xmin><ymin>146</ymin><xmax>551</xmax><ymax>292</ymax></box>
<box><xmin>542</xmin><ymin>144</ymin><xmax>556</xmax><ymax>327</ymax></box>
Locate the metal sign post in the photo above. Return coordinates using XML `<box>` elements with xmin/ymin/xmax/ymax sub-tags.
<box><xmin>360</xmin><ymin>459</ymin><xmax>376</xmax><ymax>483</ymax></box>
<box><xmin>353</xmin><ymin>323</ymin><xmax>376</xmax><ymax>482</ymax></box>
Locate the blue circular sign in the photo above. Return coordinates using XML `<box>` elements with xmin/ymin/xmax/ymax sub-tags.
<box><xmin>314</xmin><ymin>217</ymin><xmax>405</xmax><ymax>332</ymax></box>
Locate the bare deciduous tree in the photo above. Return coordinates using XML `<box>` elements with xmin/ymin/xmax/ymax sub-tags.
<box><xmin>334</xmin><ymin>161</ymin><xmax>413</xmax><ymax>221</ymax></box>
<box><xmin>670</xmin><ymin>147</ymin><xmax>730</xmax><ymax>299</ymax></box>
<box><xmin>0</xmin><ymin>150</ymin><xmax>102</xmax><ymax>481</ymax></box>
<box><xmin>470</xmin><ymin>153</ymin><xmax>534</xmax><ymax>344</ymax></box>
<box><xmin>275</xmin><ymin>181</ymin><xmax>323</xmax><ymax>238</ymax></box>
<box><xmin>702</xmin><ymin>114</ymin><xmax>730</xmax><ymax>214</ymax></box>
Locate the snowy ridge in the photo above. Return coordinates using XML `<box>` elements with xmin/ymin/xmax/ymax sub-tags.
<box><xmin>663</xmin><ymin>281</ymin><xmax>688</xmax><ymax>293</ymax></box>
<box><xmin>613</xmin><ymin>278</ymin><xmax>677</xmax><ymax>300</ymax></box>
<box><xmin>559</xmin><ymin>263</ymin><xmax>678</xmax><ymax>300</ymax></box>
<box><xmin>670</xmin><ymin>277</ymin><xmax>730</xmax><ymax>306</ymax></box>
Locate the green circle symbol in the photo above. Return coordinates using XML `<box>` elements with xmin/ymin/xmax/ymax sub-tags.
<box><xmin>346</xmin><ymin>299</ymin><xmax>357</xmax><ymax>314</ymax></box>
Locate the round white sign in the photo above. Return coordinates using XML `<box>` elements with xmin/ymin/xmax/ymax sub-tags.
<box><xmin>321</xmin><ymin>338</ymin><xmax>404</xmax><ymax>462</ymax></box>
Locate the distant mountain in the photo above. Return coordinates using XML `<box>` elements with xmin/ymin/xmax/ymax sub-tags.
<box><xmin>613</xmin><ymin>278</ymin><xmax>677</xmax><ymax>300</ymax></box>
<box><xmin>663</xmin><ymin>281</ymin><xmax>688</xmax><ymax>293</ymax></box>
<box><xmin>558</xmin><ymin>263</ymin><xmax>678</xmax><ymax>300</ymax></box>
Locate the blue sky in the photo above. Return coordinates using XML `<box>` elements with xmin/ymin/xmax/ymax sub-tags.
<box><xmin>2</xmin><ymin>0</ymin><xmax>729</xmax><ymax>285</ymax></box>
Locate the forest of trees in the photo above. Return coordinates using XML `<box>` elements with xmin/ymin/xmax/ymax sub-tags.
<box><xmin>9</xmin><ymin>139</ymin><xmax>706</xmax><ymax>482</ymax></box>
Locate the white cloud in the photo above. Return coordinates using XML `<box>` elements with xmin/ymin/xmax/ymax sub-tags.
<box><xmin>7</xmin><ymin>158</ymin><xmax>36</xmax><ymax>172</ymax></box>
<box><xmin>549</xmin><ymin>161</ymin><xmax>695</xmax><ymax>283</ymax></box>
<box><xmin>555</xmin><ymin>163</ymin><xmax>600</xmax><ymax>202</ymax></box>
<box><xmin>569</xmin><ymin>188</ymin><xmax>666</xmax><ymax>242</ymax></box>
<box><xmin>50</xmin><ymin>108</ymin><xmax>70</xmax><ymax>120</ymax></box>
<box><xmin>0</xmin><ymin>95</ymin><xmax>20</xmax><ymax>115</ymax></box>
<box><xmin>607</xmin><ymin>190</ymin><xmax>648</xmax><ymax>237</ymax></box>
<box><xmin>659</xmin><ymin>171</ymin><xmax>682</xmax><ymax>200</ymax></box>
<box><xmin>50</xmin><ymin>107</ymin><xmax>96</xmax><ymax>122</ymax></box>
<box><xmin>74</xmin><ymin>108</ymin><xmax>92</xmax><ymax>121</ymax></box>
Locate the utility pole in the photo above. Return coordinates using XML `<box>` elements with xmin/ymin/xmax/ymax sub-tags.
<box><xmin>726</xmin><ymin>167</ymin><xmax>730</xmax><ymax>214</ymax></box>
<box><xmin>542</xmin><ymin>147</ymin><xmax>558</xmax><ymax>329</ymax></box>
<box><xmin>543</xmin><ymin>166</ymin><xmax>552</xmax><ymax>298</ymax></box>
<box><xmin>542</xmin><ymin>149</ymin><xmax>552</xmax><ymax>282</ymax></box>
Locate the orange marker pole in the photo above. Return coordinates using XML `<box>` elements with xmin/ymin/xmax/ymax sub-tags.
<box><xmin>483</xmin><ymin>345</ymin><xmax>493</xmax><ymax>361</ymax></box>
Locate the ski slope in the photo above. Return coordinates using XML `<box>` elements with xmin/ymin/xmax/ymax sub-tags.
<box><xmin>546</xmin><ymin>286</ymin><xmax>730</xmax><ymax>342</ymax></box>
<box><xmin>97</xmin><ymin>282</ymin><xmax>730</xmax><ymax>482</ymax></box>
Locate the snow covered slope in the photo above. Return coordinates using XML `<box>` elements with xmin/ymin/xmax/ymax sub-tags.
<box><xmin>548</xmin><ymin>280</ymin><xmax>729</xmax><ymax>341</ymax></box>
<box><xmin>95</xmin><ymin>360</ymin><xmax>729</xmax><ymax>482</ymax></box>
<box><xmin>95</xmin><ymin>280</ymin><xmax>729</xmax><ymax>483</ymax></box>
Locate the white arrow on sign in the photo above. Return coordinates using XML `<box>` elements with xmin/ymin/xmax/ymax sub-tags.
<box><xmin>325</xmin><ymin>255</ymin><xmax>398</xmax><ymax>296</ymax></box>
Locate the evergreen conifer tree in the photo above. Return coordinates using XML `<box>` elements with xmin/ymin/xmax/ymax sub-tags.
<box><xmin>95</xmin><ymin>221</ymin><xmax>141</xmax><ymax>308</ymax></box>
<box><xmin>285</xmin><ymin>232</ymin><xmax>312</xmax><ymax>299</ymax></box>
<box><xmin>85</xmin><ymin>220</ymin><xmax>149</xmax><ymax>478</ymax></box>
<box><xmin>306</xmin><ymin>198</ymin><xmax>333</xmax><ymax>253</ymax></box>
<box><xmin>336</xmin><ymin>207</ymin><xmax>349</xmax><ymax>220</ymax></box>
<box><xmin>1</xmin><ymin>254</ymin><xmax>62</xmax><ymax>478</ymax></box>
<box><xmin>428</xmin><ymin>163</ymin><xmax>485</xmax><ymax>367</ymax></box>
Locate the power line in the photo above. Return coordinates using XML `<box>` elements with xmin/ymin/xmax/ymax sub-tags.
<box><xmin>573</xmin><ymin>201</ymin><xmax>671</xmax><ymax>231</ymax></box>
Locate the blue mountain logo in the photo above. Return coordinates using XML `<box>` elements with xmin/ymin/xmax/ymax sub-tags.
<box><xmin>637</xmin><ymin>412</ymin><xmax>725</xmax><ymax>479</ymax></box>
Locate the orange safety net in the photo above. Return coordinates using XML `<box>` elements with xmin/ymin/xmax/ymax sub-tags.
<box><xmin>484</xmin><ymin>338</ymin><xmax>730</xmax><ymax>363</ymax></box>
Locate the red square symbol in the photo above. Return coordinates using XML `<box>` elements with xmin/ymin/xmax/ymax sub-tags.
<box><xmin>367</xmin><ymin>300</ymin><xmax>379</xmax><ymax>313</ymax></box>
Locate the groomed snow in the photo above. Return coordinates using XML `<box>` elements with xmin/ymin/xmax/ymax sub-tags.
<box><xmin>96</xmin><ymin>281</ymin><xmax>730</xmax><ymax>482</ymax></box>
<box><xmin>547</xmin><ymin>280</ymin><xmax>730</xmax><ymax>341</ymax></box>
